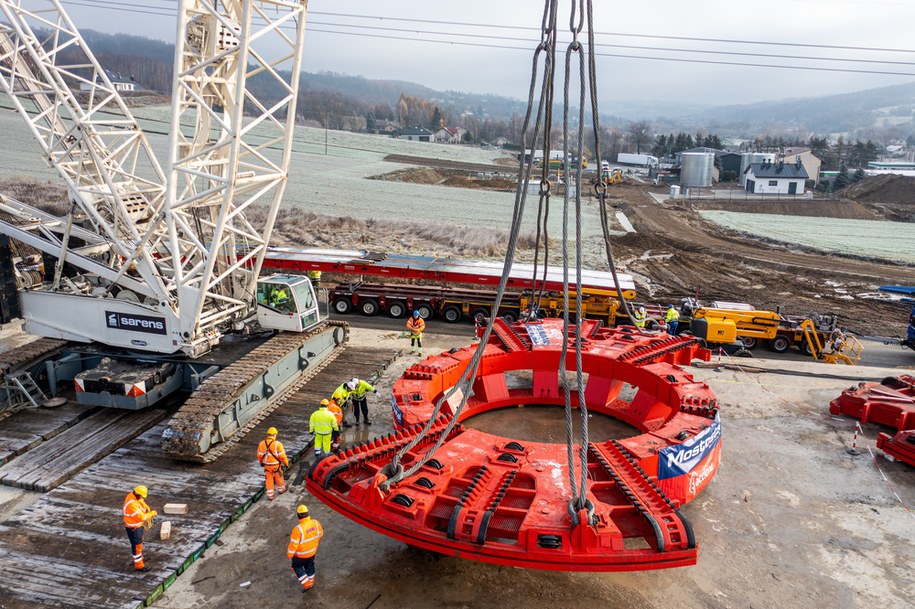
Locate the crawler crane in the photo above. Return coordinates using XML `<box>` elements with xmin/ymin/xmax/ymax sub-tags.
<box><xmin>0</xmin><ymin>0</ymin><xmax>347</xmax><ymax>461</ymax></box>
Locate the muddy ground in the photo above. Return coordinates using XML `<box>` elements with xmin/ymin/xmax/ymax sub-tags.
<box><xmin>2</xmin><ymin>171</ymin><xmax>912</xmax><ymax>340</ymax></box>
<box><xmin>153</xmin><ymin>324</ymin><xmax>915</xmax><ymax>609</ymax></box>
<box><xmin>609</xmin><ymin>182</ymin><xmax>915</xmax><ymax>337</ymax></box>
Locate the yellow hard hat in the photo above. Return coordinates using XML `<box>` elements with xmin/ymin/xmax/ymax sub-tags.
<box><xmin>134</xmin><ymin>485</ymin><xmax>148</xmax><ymax>498</ymax></box>
<box><xmin>296</xmin><ymin>504</ymin><xmax>309</xmax><ymax>517</ymax></box>
<box><xmin>320</xmin><ymin>399</ymin><xmax>329</xmax><ymax>406</ymax></box>
<box><xmin>267</xmin><ymin>427</ymin><xmax>278</xmax><ymax>436</ymax></box>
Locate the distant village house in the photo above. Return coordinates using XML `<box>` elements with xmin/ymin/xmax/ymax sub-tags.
<box><xmin>398</xmin><ymin>126</ymin><xmax>434</xmax><ymax>142</ymax></box>
<box><xmin>79</xmin><ymin>70</ymin><xmax>142</xmax><ymax>93</ymax></box>
<box><xmin>779</xmin><ymin>147</ymin><xmax>821</xmax><ymax>186</ymax></box>
<box><xmin>374</xmin><ymin>119</ymin><xmax>400</xmax><ymax>134</ymax></box>
<box><xmin>434</xmin><ymin>127</ymin><xmax>466</xmax><ymax>144</ymax></box>
<box><xmin>744</xmin><ymin>159</ymin><xmax>808</xmax><ymax>195</ymax></box>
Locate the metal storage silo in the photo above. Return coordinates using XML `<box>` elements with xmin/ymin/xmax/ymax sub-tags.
<box><xmin>680</xmin><ymin>152</ymin><xmax>714</xmax><ymax>187</ymax></box>
<box><xmin>739</xmin><ymin>153</ymin><xmax>776</xmax><ymax>186</ymax></box>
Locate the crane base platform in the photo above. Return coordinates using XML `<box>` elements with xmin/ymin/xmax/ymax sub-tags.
<box><xmin>308</xmin><ymin>319</ymin><xmax>720</xmax><ymax>571</ymax></box>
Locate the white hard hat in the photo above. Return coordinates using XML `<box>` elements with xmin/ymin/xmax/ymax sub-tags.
<box><xmin>346</xmin><ymin>380</ymin><xmax>356</xmax><ymax>391</ymax></box>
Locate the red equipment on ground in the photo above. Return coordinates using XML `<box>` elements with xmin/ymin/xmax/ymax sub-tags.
<box><xmin>829</xmin><ymin>375</ymin><xmax>915</xmax><ymax>467</ymax></box>
<box><xmin>307</xmin><ymin>319</ymin><xmax>720</xmax><ymax>571</ymax></box>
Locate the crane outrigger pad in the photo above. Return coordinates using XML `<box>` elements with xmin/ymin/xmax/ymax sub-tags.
<box><xmin>308</xmin><ymin>319</ymin><xmax>721</xmax><ymax>571</ymax></box>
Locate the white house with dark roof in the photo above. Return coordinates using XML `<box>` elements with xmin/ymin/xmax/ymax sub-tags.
<box><xmin>398</xmin><ymin>127</ymin><xmax>434</xmax><ymax>142</ymax></box>
<box><xmin>744</xmin><ymin>159</ymin><xmax>808</xmax><ymax>195</ymax></box>
<box><xmin>79</xmin><ymin>70</ymin><xmax>141</xmax><ymax>92</ymax></box>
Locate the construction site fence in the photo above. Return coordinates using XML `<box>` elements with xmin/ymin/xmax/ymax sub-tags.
<box><xmin>676</xmin><ymin>188</ymin><xmax>840</xmax><ymax>201</ymax></box>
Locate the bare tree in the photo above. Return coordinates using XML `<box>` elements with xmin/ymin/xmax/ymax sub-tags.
<box><xmin>626</xmin><ymin>120</ymin><xmax>654</xmax><ymax>154</ymax></box>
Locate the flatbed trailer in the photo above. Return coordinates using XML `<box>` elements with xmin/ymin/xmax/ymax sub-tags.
<box><xmin>329</xmin><ymin>281</ymin><xmax>646</xmax><ymax>325</ymax></box>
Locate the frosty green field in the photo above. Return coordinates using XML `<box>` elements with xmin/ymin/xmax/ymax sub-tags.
<box><xmin>0</xmin><ymin>105</ymin><xmax>621</xmax><ymax>251</ymax></box>
<box><xmin>699</xmin><ymin>210</ymin><xmax>915</xmax><ymax>264</ymax></box>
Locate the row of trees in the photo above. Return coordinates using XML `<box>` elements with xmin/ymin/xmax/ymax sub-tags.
<box><xmin>650</xmin><ymin>132</ymin><xmax>725</xmax><ymax>158</ymax></box>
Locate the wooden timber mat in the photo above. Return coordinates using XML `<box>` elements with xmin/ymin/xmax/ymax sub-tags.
<box><xmin>0</xmin><ymin>346</ymin><xmax>397</xmax><ymax>609</ymax></box>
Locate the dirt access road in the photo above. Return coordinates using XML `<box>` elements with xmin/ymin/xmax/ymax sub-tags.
<box><xmin>608</xmin><ymin>183</ymin><xmax>915</xmax><ymax>336</ymax></box>
<box><xmin>154</xmin><ymin>323</ymin><xmax>915</xmax><ymax>609</ymax></box>
<box><xmin>360</xmin><ymin>160</ymin><xmax>914</xmax><ymax>338</ymax></box>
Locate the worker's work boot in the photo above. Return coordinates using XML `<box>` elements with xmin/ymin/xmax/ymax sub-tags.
<box><xmin>364</xmin><ymin>420</ymin><xmax>371</xmax><ymax>426</ymax></box>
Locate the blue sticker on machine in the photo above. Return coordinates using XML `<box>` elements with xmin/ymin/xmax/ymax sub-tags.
<box><xmin>526</xmin><ymin>324</ymin><xmax>550</xmax><ymax>346</ymax></box>
<box><xmin>391</xmin><ymin>394</ymin><xmax>403</xmax><ymax>427</ymax></box>
<box><xmin>657</xmin><ymin>412</ymin><xmax>721</xmax><ymax>480</ymax></box>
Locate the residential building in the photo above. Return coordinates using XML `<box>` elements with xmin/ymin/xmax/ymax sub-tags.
<box><xmin>399</xmin><ymin>127</ymin><xmax>434</xmax><ymax>142</ymax></box>
<box><xmin>79</xmin><ymin>70</ymin><xmax>141</xmax><ymax>93</ymax></box>
<box><xmin>779</xmin><ymin>147</ymin><xmax>822</xmax><ymax>186</ymax></box>
<box><xmin>375</xmin><ymin>119</ymin><xmax>400</xmax><ymax>134</ymax></box>
<box><xmin>434</xmin><ymin>127</ymin><xmax>466</xmax><ymax>144</ymax></box>
<box><xmin>744</xmin><ymin>159</ymin><xmax>808</xmax><ymax>195</ymax></box>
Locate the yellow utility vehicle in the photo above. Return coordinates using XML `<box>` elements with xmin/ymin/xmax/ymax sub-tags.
<box><xmin>682</xmin><ymin>301</ymin><xmax>861</xmax><ymax>364</ymax></box>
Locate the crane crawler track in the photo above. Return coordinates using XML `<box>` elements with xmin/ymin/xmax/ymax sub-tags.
<box><xmin>162</xmin><ymin>321</ymin><xmax>349</xmax><ymax>462</ymax></box>
<box><xmin>0</xmin><ymin>338</ymin><xmax>69</xmax><ymax>379</ymax></box>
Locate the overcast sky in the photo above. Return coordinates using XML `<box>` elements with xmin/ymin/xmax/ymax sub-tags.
<box><xmin>62</xmin><ymin>0</ymin><xmax>915</xmax><ymax>107</ymax></box>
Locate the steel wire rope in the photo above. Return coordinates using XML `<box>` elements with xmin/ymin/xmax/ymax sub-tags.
<box><xmin>571</xmin><ymin>0</ymin><xmax>591</xmax><ymax>512</ymax></box>
<box><xmin>525</xmin><ymin>2</ymin><xmax>558</xmax><ymax>323</ymax></box>
<box><xmin>380</xmin><ymin>1</ymin><xmax>559</xmax><ymax>489</ymax></box>
<box><xmin>583</xmin><ymin>4</ymin><xmax>642</xmax><ymax>333</ymax></box>
<box><xmin>557</xmin><ymin>0</ymin><xmax>592</xmax><ymax>518</ymax></box>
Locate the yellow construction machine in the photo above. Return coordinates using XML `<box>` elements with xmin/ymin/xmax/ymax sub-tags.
<box><xmin>600</xmin><ymin>168</ymin><xmax>623</xmax><ymax>185</ymax></box>
<box><xmin>684</xmin><ymin>304</ymin><xmax>861</xmax><ymax>364</ymax></box>
<box><xmin>798</xmin><ymin>321</ymin><xmax>863</xmax><ymax>365</ymax></box>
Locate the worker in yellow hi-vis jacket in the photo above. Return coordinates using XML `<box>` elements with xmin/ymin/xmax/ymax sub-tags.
<box><xmin>309</xmin><ymin>401</ymin><xmax>338</xmax><ymax>457</ymax></box>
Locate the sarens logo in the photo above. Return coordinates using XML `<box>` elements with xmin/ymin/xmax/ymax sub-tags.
<box><xmin>105</xmin><ymin>311</ymin><xmax>167</xmax><ymax>335</ymax></box>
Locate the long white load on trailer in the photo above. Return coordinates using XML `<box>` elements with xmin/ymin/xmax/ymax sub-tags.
<box><xmin>263</xmin><ymin>247</ymin><xmax>637</xmax><ymax>297</ymax></box>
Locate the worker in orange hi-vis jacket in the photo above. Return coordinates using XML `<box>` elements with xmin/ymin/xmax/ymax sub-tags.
<box><xmin>406</xmin><ymin>309</ymin><xmax>426</xmax><ymax>355</ymax></box>
<box><xmin>288</xmin><ymin>504</ymin><xmax>324</xmax><ymax>593</ymax></box>
<box><xmin>326</xmin><ymin>399</ymin><xmax>344</xmax><ymax>451</ymax></box>
<box><xmin>123</xmin><ymin>485</ymin><xmax>157</xmax><ymax>572</ymax></box>
<box><xmin>257</xmin><ymin>427</ymin><xmax>289</xmax><ymax>501</ymax></box>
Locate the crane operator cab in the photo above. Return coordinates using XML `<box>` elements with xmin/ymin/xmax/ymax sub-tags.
<box><xmin>256</xmin><ymin>275</ymin><xmax>320</xmax><ymax>332</ymax></box>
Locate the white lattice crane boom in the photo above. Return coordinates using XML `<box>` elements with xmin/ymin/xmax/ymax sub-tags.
<box><xmin>0</xmin><ymin>0</ymin><xmax>309</xmax><ymax>357</ymax></box>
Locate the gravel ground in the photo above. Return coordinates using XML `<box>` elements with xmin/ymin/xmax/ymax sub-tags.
<box><xmin>152</xmin><ymin>325</ymin><xmax>915</xmax><ymax>609</ymax></box>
